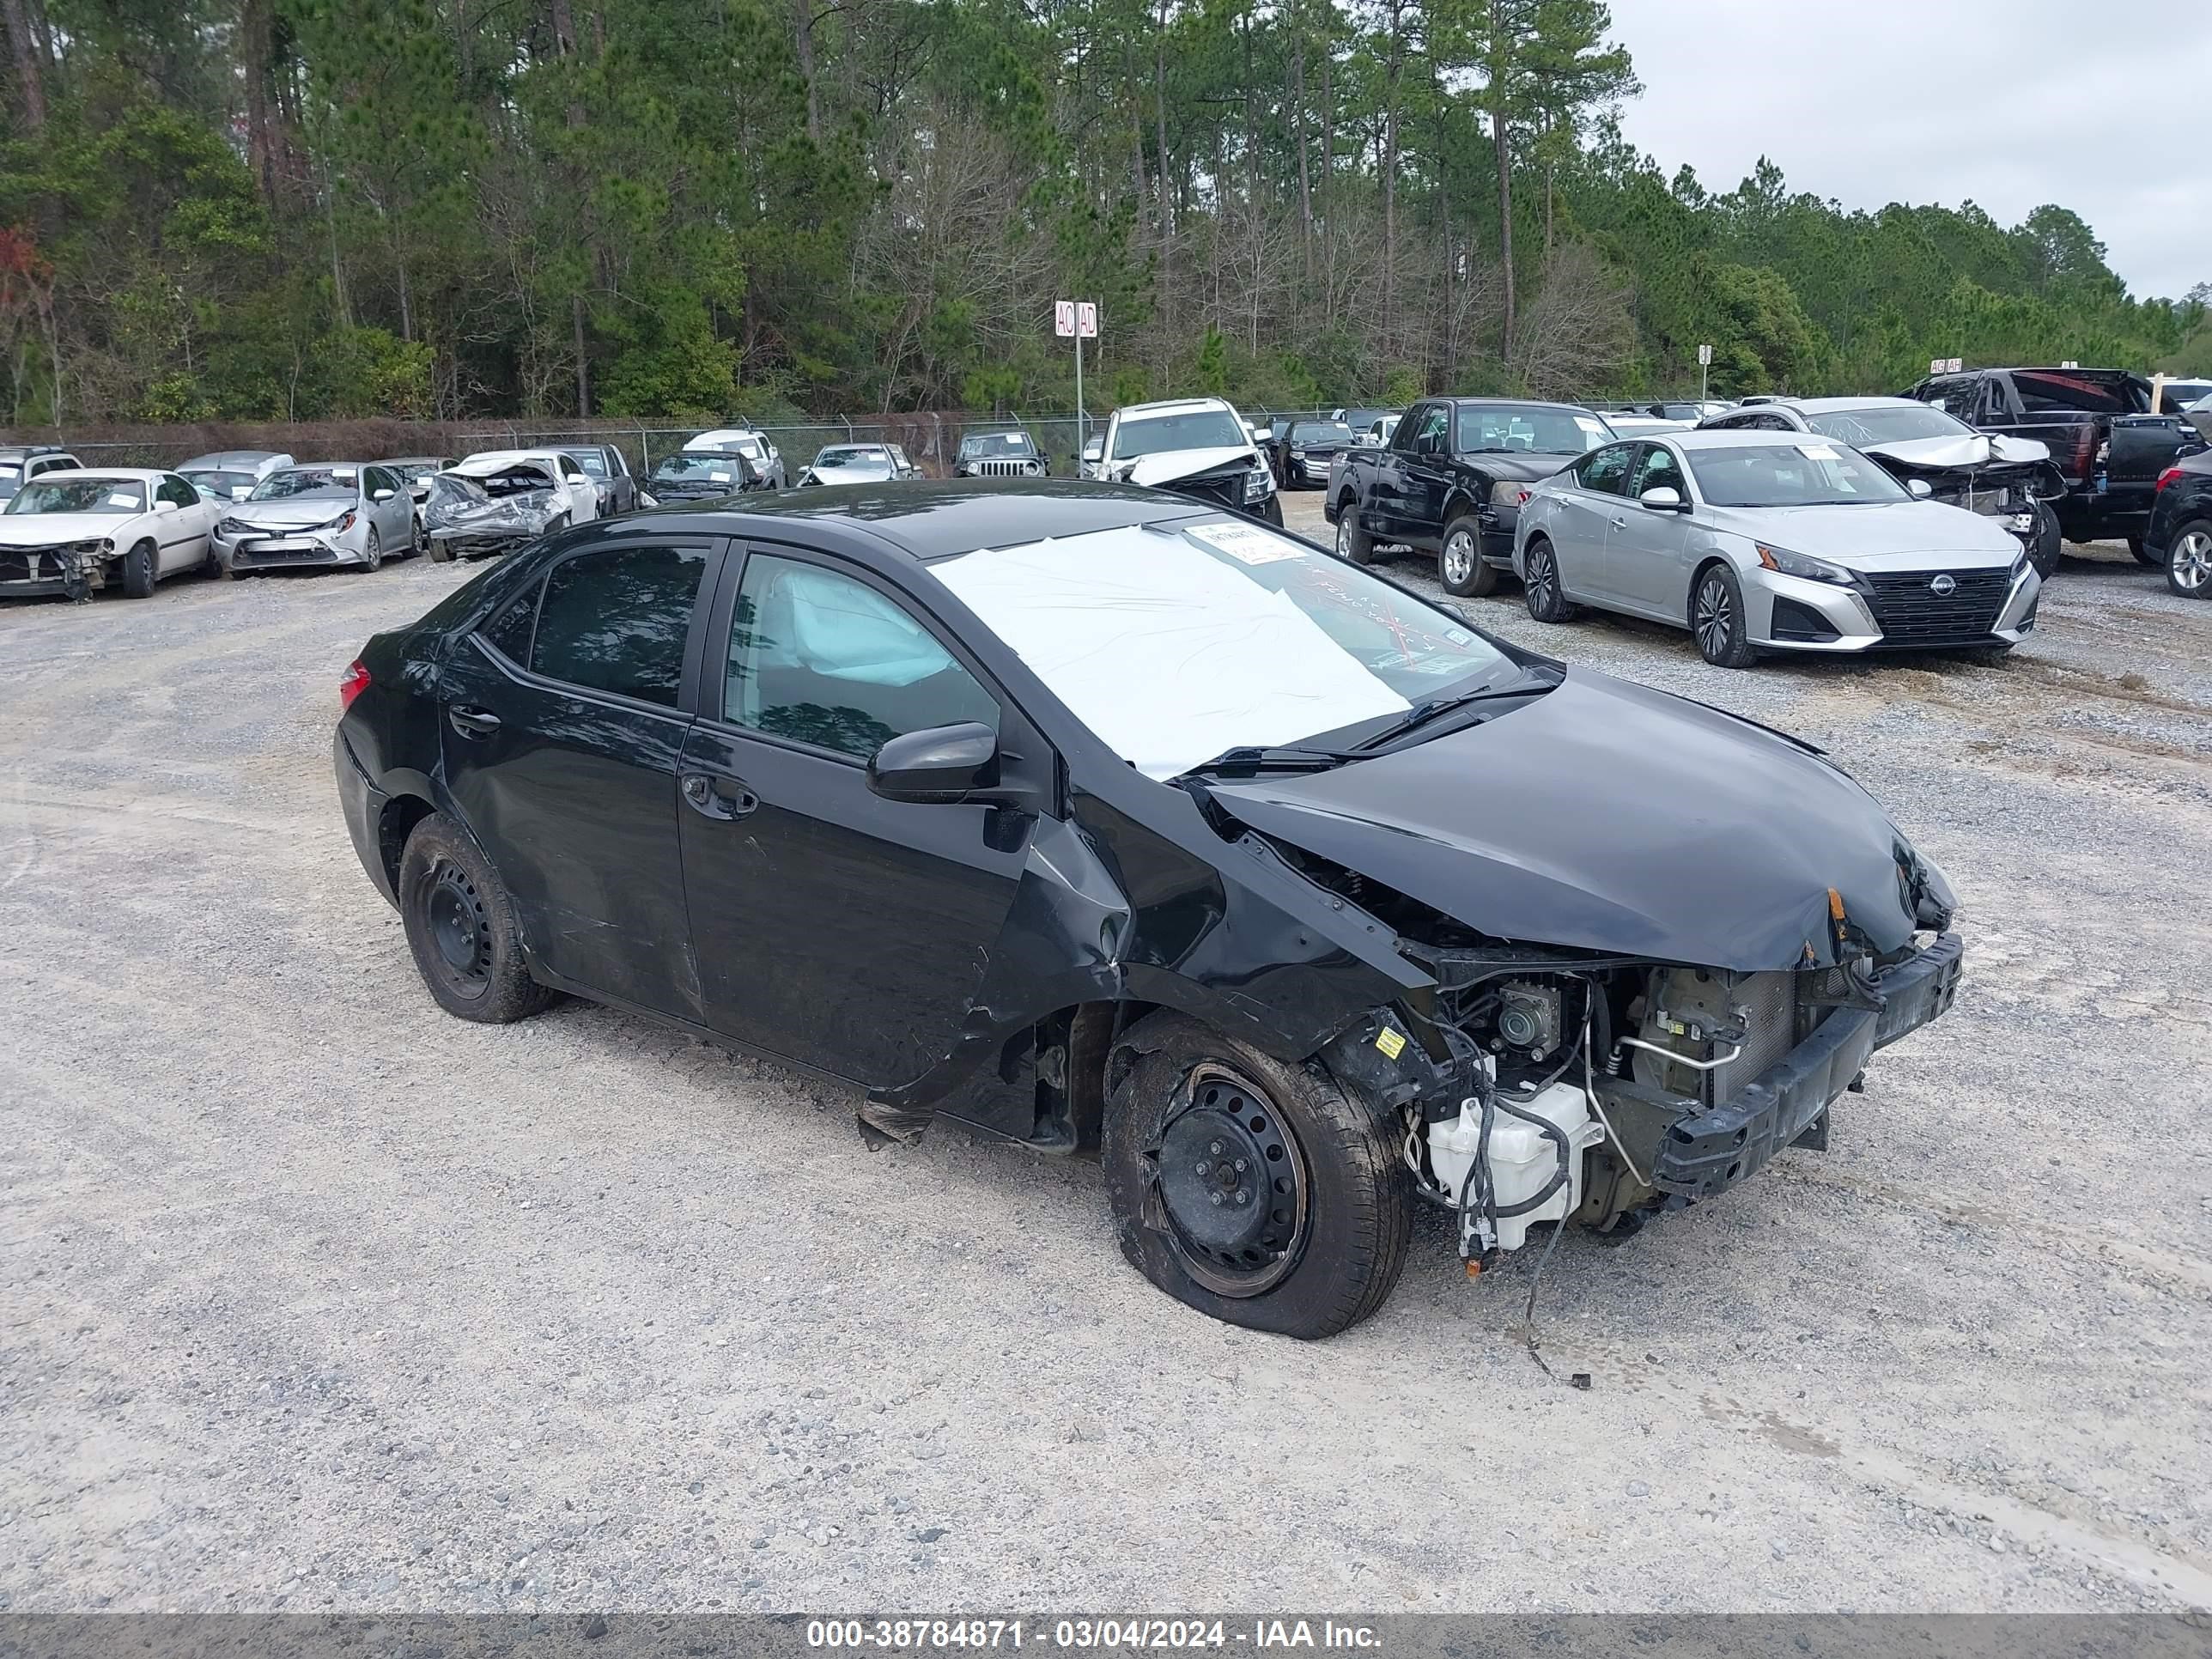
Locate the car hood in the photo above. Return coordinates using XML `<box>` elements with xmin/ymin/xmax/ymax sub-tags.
<box><xmin>806</xmin><ymin>463</ymin><xmax>893</xmax><ymax>484</ymax></box>
<box><xmin>1861</xmin><ymin>432</ymin><xmax>2050</xmax><ymax>470</ymax></box>
<box><xmin>1206</xmin><ymin>671</ymin><xmax>1949</xmax><ymax>971</ymax></box>
<box><xmin>1700</xmin><ymin>501</ymin><xmax>2023</xmax><ymax>562</ymax></box>
<box><xmin>1124</xmin><ymin>446</ymin><xmax>1257</xmax><ymax>488</ymax></box>
<box><xmin>228</xmin><ymin>499</ymin><xmax>354</xmax><ymax>527</ymax></box>
<box><xmin>0</xmin><ymin>511</ymin><xmax>137</xmax><ymax>543</ymax></box>
<box><xmin>433</xmin><ymin>494</ymin><xmax>552</xmax><ymax>529</ymax></box>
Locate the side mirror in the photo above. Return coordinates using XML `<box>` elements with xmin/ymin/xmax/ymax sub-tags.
<box><xmin>153</xmin><ymin>498</ymin><xmax>179</xmax><ymax>514</ymax></box>
<box><xmin>1638</xmin><ymin>485</ymin><xmax>1686</xmax><ymax>512</ymax></box>
<box><xmin>1906</xmin><ymin>478</ymin><xmax>1934</xmax><ymax>499</ymax></box>
<box><xmin>371</xmin><ymin>489</ymin><xmax>395</xmax><ymax>502</ymax></box>
<box><xmin>868</xmin><ymin>722</ymin><xmax>1000</xmax><ymax>805</ymax></box>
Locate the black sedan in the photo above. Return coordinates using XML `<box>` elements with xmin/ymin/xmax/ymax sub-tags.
<box><xmin>2148</xmin><ymin>450</ymin><xmax>2212</xmax><ymax>598</ymax></box>
<box><xmin>335</xmin><ymin>481</ymin><xmax>1962</xmax><ymax>1337</ymax></box>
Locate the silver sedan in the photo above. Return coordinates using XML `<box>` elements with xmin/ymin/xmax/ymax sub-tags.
<box><xmin>213</xmin><ymin>464</ymin><xmax>420</xmax><ymax>574</ymax></box>
<box><xmin>1512</xmin><ymin>428</ymin><xmax>2040</xmax><ymax>668</ymax></box>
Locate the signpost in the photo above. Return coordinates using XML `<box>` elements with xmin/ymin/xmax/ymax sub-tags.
<box><xmin>1056</xmin><ymin>300</ymin><xmax>1099</xmax><ymax>451</ymax></box>
<box><xmin>1697</xmin><ymin>343</ymin><xmax>1712</xmax><ymax>404</ymax></box>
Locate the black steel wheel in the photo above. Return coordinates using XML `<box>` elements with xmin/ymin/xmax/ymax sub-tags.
<box><xmin>1104</xmin><ymin>1011</ymin><xmax>1411</xmax><ymax>1338</ymax></box>
<box><xmin>1692</xmin><ymin>562</ymin><xmax>1759</xmax><ymax>668</ymax></box>
<box><xmin>398</xmin><ymin>812</ymin><xmax>556</xmax><ymax>1023</ymax></box>
<box><xmin>1522</xmin><ymin>537</ymin><xmax>1574</xmax><ymax>623</ymax></box>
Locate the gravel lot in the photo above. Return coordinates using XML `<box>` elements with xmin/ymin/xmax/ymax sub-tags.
<box><xmin>3</xmin><ymin>495</ymin><xmax>2209</xmax><ymax>1614</ymax></box>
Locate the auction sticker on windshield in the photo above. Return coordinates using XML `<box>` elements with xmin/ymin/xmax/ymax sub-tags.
<box><xmin>1186</xmin><ymin>520</ymin><xmax>1304</xmax><ymax>565</ymax></box>
<box><xmin>1797</xmin><ymin>443</ymin><xmax>1841</xmax><ymax>461</ymax></box>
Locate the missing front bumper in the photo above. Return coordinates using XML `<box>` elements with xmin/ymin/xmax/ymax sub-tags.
<box><xmin>1636</xmin><ymin>934</ymin><xmax>1962</xmax><ymax>1200</ymax></box>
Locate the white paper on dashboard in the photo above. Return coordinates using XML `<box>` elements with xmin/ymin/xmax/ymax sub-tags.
<box><xmin>934</xmin><ymin>530</ymin><xmax>1410</xmax><ymax>781</ymax></box>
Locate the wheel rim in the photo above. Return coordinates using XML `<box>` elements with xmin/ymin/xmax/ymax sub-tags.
<box><xmin>365</xmin><ymin>526</ymin><xmax>380</xmax><ymax>569</ymax></box>
<box><xmin>1528</xmin><ymin>546</ymin><xmax>1556</xmax><ymax>611</ymax></box>
<box><xmin>1442</xmin><ymin>530</ymin><xmax>1474</xmax><ymax>586</ymax></box>
<box><xmin>422</xmin><ymin>859</ymin><xmax>492</xmax><ymax>1000</ymax></box>
<box><xmin>2175</xmin><ymin>529</ymin><xmax>2212</xmax><ymax>593</ymax></box>
<box><xmin>1336</xmin><ymin>513</ymin><xmax>1352</xmax><ymax>558</ymax></box>
<box><xmin>1146</xmin><ymin>1062</ymin><xmax>1310</xmax><ymax>1299</ymax></box>
<box><xmin>1695</xmin><ymin>574</ymin><xmax>1735</xmax><ymax>657</ymax></box>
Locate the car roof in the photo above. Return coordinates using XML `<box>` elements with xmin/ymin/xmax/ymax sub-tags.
<box><xmin>179</xmin><ymin>451</ymin><xmax>288</xmax><ymax>468</ymax></box>
<box><xmin>455</xmin><ymin>449</ymin><xmax>568</xmax><ymax>471</ymax></box>
<box><xmin>1438</xmin><ymin>397</ymin><xmax>1599</xmax><ymax>412</ymax></box>
<box><xmin>626</xmin><ymin>477</ymin><xmax>1207</xmax><ymax>562</ymax></box>
<box><xmin>1756</xmin><ymin>396</ymin><xmax>1924</xmax><ymax>415</ymax></box>
<box><xmin>1668</xmin><ymin>428</ymin><xmax>1848</xmax><ymax>451</ymax></box>
<box><xmin>0</xmin><ymin>444</ymin><xmax>70</xmax><ymax>458</ymax></box>
<box><xmin>1118</xmin><ymin>398</ymin><xmax>1234</xmax><ymax>417</ymax></box>
<box><xmin>27</xmin><ymin>467</ymin><xmax>165</xmax><ymax>483</ymax></box>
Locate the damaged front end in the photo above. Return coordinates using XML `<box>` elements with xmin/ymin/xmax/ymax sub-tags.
<box><xmin>426</xmin><ymin>489</ymin><xmax>556</xmax><ymax>562</ymax></box>
<box><xmin>0</xmin><ymin>538</ymin><xmax>106</xmax><ymax>601</ymax></box>
<box><xmin>1863</xmin><ymin>434</ymin><xmax>2067</xmax><ymax>553</ymax></box>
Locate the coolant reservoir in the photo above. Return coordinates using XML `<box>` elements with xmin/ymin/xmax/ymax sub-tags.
<box><xmin>1428</xmin><ymin>1083</ymin><xmax>1603</xmax><ymax>1252</ymax></box>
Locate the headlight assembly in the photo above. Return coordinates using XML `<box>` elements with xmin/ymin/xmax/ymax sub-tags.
<box><xmin>1756</xmin><ymin>543</ymin><xmax>1856</xmax><ymax>586</ymax></box>
<box><xmin>1243</xmin><ymin>468</ymin><xmax>1271</xmax><ymax>504</ymax></box>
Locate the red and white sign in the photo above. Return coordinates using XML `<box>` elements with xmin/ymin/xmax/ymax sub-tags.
<box><xmin>1077</xmin><ymin>301</ymin><xmax>1098</xmax><ymax>338</ymax></box>
<box><xmin>1054</xmin><ymin>301</ymin><xmax>1076</xmax><ymax>337</ymax></box>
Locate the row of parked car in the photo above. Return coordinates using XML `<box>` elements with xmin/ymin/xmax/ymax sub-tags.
<box><xmin>1304</xmin><ymin>371</ymin><xmax>2210</xmax><ymax>668</ymax></box>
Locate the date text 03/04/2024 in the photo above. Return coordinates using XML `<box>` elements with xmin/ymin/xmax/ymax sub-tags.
<box><xmin>805</xmin><ymin>1620</ymin><xmax>1384</xmax><ymax>1650</ymax></box>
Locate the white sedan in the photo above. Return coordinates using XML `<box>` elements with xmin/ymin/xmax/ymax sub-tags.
<box><xmin>450</xmin><ymin>450</ymin><xmax>601</xmax><ymax>526</ymax></box>
<box><xmin>0</xmin><ymin>468</ymin><xmax>217</xmax><ymax>601</ymax></box>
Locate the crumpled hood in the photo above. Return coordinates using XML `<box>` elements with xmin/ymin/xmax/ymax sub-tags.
<box><xmin>1207</xmin><ymin>670</ymin><xmax>1950</xmax><ymax>970</ymax></box>
<box><xmin>805</xmin><ymin>462</ymin><xmax>893</xmax><ymax>485</ymax></box>
<box><xmin>1862</xmin><ymin>432</ymin><xmax>2050</xmax><ymax>470</ymax></box>
<box><xmin>1124</xmin><ymin>446</ymin><xmax>1256</xmax><ymax>488</ymax></box>
<box><xmin>0</xmin><ymin>511</ymin><xmax>134</xmax><ymax>544</ymax></box>
<box><xmin>433</xmin><ymin>492</ymin><xmax>552</xmax><ymax>530</ymax></box>
<box><xmin>1701</xmin><ymin>501</ymin><xmax>2022</xmax><ymax>562</ymax></box>
<box><xmin>227</xmin><ymin>499</ymin><xmax>353</xmax><ymax>529</ymax></box>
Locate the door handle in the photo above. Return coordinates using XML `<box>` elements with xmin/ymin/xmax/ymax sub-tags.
<box><xmin>1609</xmin><ymin>516</ymin><xmax>1629</xmax><ymax>529</ymax></box>
<box><xmin>447</xmin><ymin>704</ymin><xmax>501</xmax><ymax>737</ymax></box>
<box><xmin>682</xmin><ymin>770</ymin><xmax>759</xmax><ymax>821</ymax></box>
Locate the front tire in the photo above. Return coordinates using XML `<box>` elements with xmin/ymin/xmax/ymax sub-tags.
<box><xmin>1522</xmin><ymin>537</ymin><xmax>1576</xmax><ymax>623</ymax></box>
<box><xmin>1438</xmin><ymin>517</ymin><xmax>1498</xmax><ymax>598</ymax></box>
<box><xmin>1336</xmin><ymin>501</ymin><xmax>1376</xmax><ymax>565</ymax></box>
<box><xmin>119</xmin><ymin>539</ymin><xmax>157</xmax><ymax>599</ymax></box>
<box><xmin>361</xmin><ymin>525</ymin><xmax>383</xmax><ymax>572</ymax></box>
<box><xmin>2026</xmin><ymin>502</ymin><xmax>2061</xmax><ymax>580</ymax></box>
<box><xmin>2168</xmin><ymin>520</ymin><xmax>2212</xmax><ymax>599</ymax></box>
<box><xmin>398</xmin><ymin>813</ymin><xmax>556</xmax><ymax>1024</ymax></box>
<box><xmin>1692</xmin><ymin>562</ymin><xmax>1759</xmax><ymax>668</ymax></box>
<box><xmin>1103</xmin><ymin>1012</ymin><xmax>1412</xmax><ymax>1339</ymax></box>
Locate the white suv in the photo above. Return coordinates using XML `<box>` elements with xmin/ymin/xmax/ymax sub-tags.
<box><xmin>1097</xmin><ymin>397</ymin><xmax>1282</xmax><ymax>524</ymax></box>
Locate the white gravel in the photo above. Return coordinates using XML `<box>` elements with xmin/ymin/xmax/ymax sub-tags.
<box><xmin>2</xmin><ymin>508</ymin><xmax>2209</xmax><ymax>1614</ymax></box>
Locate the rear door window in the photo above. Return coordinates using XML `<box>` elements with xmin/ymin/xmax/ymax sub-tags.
<box><xmin>529</xmin><ymin>545</ymin><xmax>709</xmax><ymax>707</ymax></box>
<box><xmin>1575</xmin><ymin>443</ymin><xmax>1635</xmax><ymax>495</ymax></box>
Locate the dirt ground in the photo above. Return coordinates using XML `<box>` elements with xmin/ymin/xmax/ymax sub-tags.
<box><xmin>3</xmin><ymin>498</ymin><xmax>2209</xmax><ymax>1613</ymax></box>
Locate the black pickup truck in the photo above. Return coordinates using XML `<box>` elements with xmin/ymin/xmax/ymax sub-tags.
<box><xmin>1901</xmin><ymin>368</ymin><xmax>2208</xmax><ymax>562</ymax></box>
<box><xmin>1323</xmin><ymin>397</ymin><xmax>1614</xmax><ymax>596</ymax></box>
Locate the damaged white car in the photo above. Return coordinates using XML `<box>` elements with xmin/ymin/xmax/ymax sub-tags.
<box><xmin>423</xmin><ymin>451</ymin><xmax>599</xmax><ymax>562</ymax></box>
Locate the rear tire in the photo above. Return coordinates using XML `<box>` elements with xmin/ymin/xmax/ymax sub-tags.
<box><xmin>119</xmin><ymin>539</ymin><xmax>156</xmax><ymax>599</ymax></box>
<box><xmin>1522</xmin><ymin>537</ymin><xmax>1576</xmax><ymax>623</ymax></box>
<box><xmin>362</xmin><ymin>525</ymin><xmax>382</xmax><ymax>573</ymax></box>
<box><xmin>1692</xmin><ymin>562</ymin><xmax>1759</xmax><ymax>669</ymax></box>
<box><xmin>1103</xmin><ymin>1011</ymin><xmax>1412</xmax><ymax>1339</ymax></box>
<box><xmin>2129</xmin><ymin>533</ymin><xmax>2159</xmax><ymax>567</ymax></box>
<box><xmin>1439</xmin><ymin>517</ymin><xmax>1498</xmax><ymax>598</ymax></box>
<box><xmin>2167</xmin><ymin>520</ymin><xmax>2212</xmax><ymax>599</ymax></box>
<box><xmin>1336</xmin><ymin>501</ymin><xmax>1376</xmax><ymax>565</ymax></box>
<box><xmin>398</xmin><ymin>814</ymin><xmax>556</xmax><ymax>1024</ymax></box>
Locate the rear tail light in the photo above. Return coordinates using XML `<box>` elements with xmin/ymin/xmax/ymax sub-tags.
<box><xmin>2156</xmin><ymin>466</ymin><xmax>2183</xmax><ymax>493</ymax></box>
<box><xmin>339</xmin><ymin>659</ymin><xmax>370</xmax><ymax>712</ymax></box>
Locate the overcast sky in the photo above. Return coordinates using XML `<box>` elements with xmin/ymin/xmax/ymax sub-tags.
<box><xmin>1601</xmin><ymin>0</ymin><xmax>2212</xmax><ymax>301</ymax></box>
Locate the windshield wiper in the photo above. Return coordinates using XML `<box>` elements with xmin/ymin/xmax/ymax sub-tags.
<box><xmin>1180</xmin><ymin>744</ymin><xmax>1361</xmax><ymax>780</ymax></box>
<box><xmin>1351</xmin><ymin>670</ymin><xmax>1562</xmax><ymax>752</ymax></box>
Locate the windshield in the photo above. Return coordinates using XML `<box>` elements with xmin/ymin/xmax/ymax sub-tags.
<box><xmin>815</xmin><ymin>447</ymin><xmax>888</xmax><ymax>468</ymax></box>
<box><xmin>1806</xmin><ymin>405</ymin><xmax>1977</xmax><ymax>447</ymax></box>
<box><xmin>249</xmin><ymin>467</ymin><xmax>358</xmax><ymax>501</ymax></box>
<box><xmin>8</xmin><ymin>477</ymin><xmax>144</xmax><ymax>515</ymax></box>
<box><xmin>960</xmin><ymin>434</ymin><xmax>1036</xmax><ymax>457</ymax></box>
<box><xmin>933</xmin><ymin>519</ymin><xmax>1517</xmax><ymax>779</ymax></box>
<box><xmin>1687</xmin><ymin>442</ymin><xmax>1911</xmax><ymax>507</ymax></box>
<box><xmin>561</xmin><ymin>450</ymin><xmax>609</xmax><ymax>477</ymax></box>
<box><xmin>1290</xmin><ymin>422</ymin><xmax>1352</xmax><ymax>445</ymax></box>
<box><xmin>654</xmin><ymin>454</ymin><xmax>748</xmax><ymax>483</ymax></box>
<box><xmin>1111</xmin><ymin>409</ymin><xmax>1248</xmax><ymax>459</ymax></box>
<box><xmin>183</xmin><ymin>469</ymin><xmax>258</xmax><ymax>498</ymax></box>
<box><xmin>1456</xmin><ymin>404</ymin><xmax>1611</xmax><ymax>454</ymax></box>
